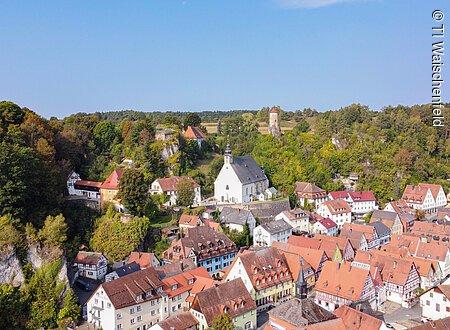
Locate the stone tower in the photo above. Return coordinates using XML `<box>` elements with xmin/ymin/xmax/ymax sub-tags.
<box><xmin>268</xmin><ymin>106</ymin><xmax>281</xmax><ymax>138</ymax></box>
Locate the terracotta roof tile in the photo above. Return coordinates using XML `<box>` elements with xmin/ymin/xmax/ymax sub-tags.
<box><xmin>184</xmin><ymin>126</ymin><xmax>206</xmax><ymax>139</ymax></box>
<box><xmin>155</xmin><ymin>176</ymin><xmax>200</xmax><ymax>192</ymax></box>
<box><xmin>100</xmin><ymin>169</ymin><xmax>123</xmax><ymax>190</ymax></box>
<box><xmin>74</xmin><ymin>251</ymin><xmax>105</xmax><ymax>265</ymax></box>
<box><xmin>333</xmin><ymin>305</ymin><xmax>383</xmax><ymax>330</ymax></box>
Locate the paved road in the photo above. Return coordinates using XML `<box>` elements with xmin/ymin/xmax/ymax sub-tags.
<box><xmin>384</xmin><ymin>302</ymin><xmax>422</xmax><ymax>324</ymax></box>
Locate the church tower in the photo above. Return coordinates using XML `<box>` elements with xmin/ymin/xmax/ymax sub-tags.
<box><xmin>268</xmin><ymin>106</ymin><xmax>281</xmax><ymax>138</ymax></box>
<box><xmin>224</xmin><ymin>144</ymin><xmax>233</xmax><ymax>164</ymax></box>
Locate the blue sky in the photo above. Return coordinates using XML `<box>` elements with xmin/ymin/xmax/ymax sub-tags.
<box><xmin>0</xmin><ymin>0</ymin><xmax>448</xmax><ymax>118</ymax></box>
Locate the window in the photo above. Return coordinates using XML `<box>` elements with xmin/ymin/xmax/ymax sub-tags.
<box><xmin>130</xmin><ymin>318</ymin><xmax>135</xmax><ymax>324</ymax></box>
<box><xmin>117</xmin><ymin>313</ymin><xmax>122</xmax><ymax>319</ymax></box>
<box><xmin>137</xmin><ymin>305</ymin><xmax>142</xmax><ymax>312</ymax></box>
<box><xmin>431</xmin><ymin>292</ymin><xmax>434</xmax><ymax>298</ymax></box>
<box><xmin>137</xmin><ymin>316</ymin><xmax>142</xmax><ymax>322</ymax></box>
<box><xmin>130</xmin><ymin>308</ymin><xmax>135</xmax><ymax>314</ymax></box>
<box><xmin>107</xmin><ymin>302</ymin><xmax>111</xmax><ymax>308</ymax></box>
<box><xmin>117</xmin><ymin>325</ymin><xmax>123</xmax><ymax>330</ymax></box>
<box><xmin>436</xmin><ymin>303</ymin><xmax>441</xmax><ymax>312</ymax></box>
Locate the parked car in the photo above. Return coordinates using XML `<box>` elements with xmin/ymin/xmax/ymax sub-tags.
<box><xmin>75</xmin><ymin>279</ymin><xmax>91</xmax><ymax>291</ymax></box>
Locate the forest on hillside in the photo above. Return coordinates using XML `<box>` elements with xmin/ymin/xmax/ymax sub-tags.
<box><xmin>0</xmin><ymin>100</ymin><xmax>449</xmax><ymax>328</ymax></box>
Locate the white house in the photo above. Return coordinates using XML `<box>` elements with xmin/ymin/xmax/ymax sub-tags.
<box><xmin>87</xmin><ymin>266</ymin><xmax>212</xmax><ymax>330</ymax></box>
<box><xmin>66</xmin><ymin>171</ymin><xmax>102</xmax><ymax>207</ymax></box>
<box><xmin>149</xmin><ymin>176</ymin><xmax>201</xmax><ymax>207</ymax></box>
<box><xmin>253</xmin><ymin>220</ymin><xmax>292</xmax><ymax>247</ymax></box>
<box><xmin>219</xmin><ymin>207</ymin><xmax>256</xmax><ymax>236</ymax></box>
<box><xmin>402</xmin><ymin>183</ymin><xmax>447</xmax><ymax>214</ymax></box>
<box><xmin>214</xmin><ymin>144</ymin><xmax>270</xmax><ymax>204</ymax></box>
<box><xmin>317</xmin><ymin>199</ymin><xmax>352</xmax><ymax>229</ymax></box>
<box><xmin>328</xmin><ymin>191</ymin><xmax>378</xmax><ymax>220</ymax></box>
<box><xmin>74</xmin><ymin>251</ymin><xmax>108</xmax><ymax>281</ymax></box>
<box><xmin>294</xmin><ymin>182</ymin><xmax>327</xmax><ymax>210</ymax></box>
<box><xmin>421</xmin><ymin>285</ymin><xmax>450</xmax><ymax>321</ymax></box>
<box><xmin>275</xmin><ymin>208</ymin><xmax>310</xmax><ymax>234</ymax></box>
<box><xmin>312</xmin><ymin>218</ymin><xmax>338</xmax><ymax>236</ymax></box>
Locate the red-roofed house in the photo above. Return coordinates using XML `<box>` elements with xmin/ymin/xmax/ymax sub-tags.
<box><xmin>402</xmin><ymin>183</ymin><xmax>447</xmax><ymax>214</ymax></box>
<box><xmin>183</xmin><ymin>126</ymin><xmax>206</xmax><ymax>147</ymax></box>
<box><xmin>150</xmin><ymin>176</ymin><xmax>202</xmax><ymax>207</ymax></box>
<box><xmin>67</xmin><ymin>171</ymin><xmax>102</xmax><ymax>208</ymax></box>
<box><xmin>178</xmin><ymin>214</ymin><xmax>204</xmax><ymax>232</ymax></box>
<box><xmin>294</xmin><ymin>182</ymin><xmax>327</xmax><ymax>210</ymax></box>
<box><xmin>127</xmin><ymin>252</ymin><xmax>160</xmax><ymax>269</ymax></box>
<box><xmin>100</xmin><ymin>169</ymin><xmax>125</xmax><ymax>211</ymax></box>
<box><xmin>74</xmin><ymin>251</ymin><xmax>107</xmax><ymax>280</ymax></box>
<box><xmin>328</xmin><ymin>191</ymin><xmax>378</xmax><ymax>220</ymax></box>
<box><xmin>313</xmin><ymin>217</ymin><xmax>338</xmax><ymax>236</ymax></box>
<box><xmin>317</xmin><ymin>200</ymin><xmax>352</xmax><ymax>229</ymax></box>
<box><xmin>314</xmin><ymin>261</ymin><xmax>376</xmax><ymax>311</ymax></box>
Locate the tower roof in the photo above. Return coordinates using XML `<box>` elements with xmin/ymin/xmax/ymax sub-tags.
<box><xmin>270</xmin><ymin>106</ymin><xmax>280</xmax><ymax>113</ymax></box>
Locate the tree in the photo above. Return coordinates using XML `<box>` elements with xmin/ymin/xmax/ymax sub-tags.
<box><xmin>0</xmin><ymin>284</ymin><xmax>27</xmax><ymax>329</ymax></box>
<box><xmin>38</xmin><ymin>214</ymin><xmax>68</xmax><ymax>248</ymax></box>
<box><xmin>176</xmin><ymin>177</ymin><xmax>195</xmax><ymax>207</ymax></box>
<box><xmin>93</xmin><ymin>120</ymin><xmax>118</xmax><ymax>153</ymax></box>
<box><xmin>57</xmin><ymin>289</ymin><xmax>80</xmax><ymax>328</ymax></box>
<box><xmin>183</xmin><ymin>113</ymin><xmax>202</xmax><ymax>130</ymax></box>
<box><xmin>209</xmin><ymin>314</ymin><xmax>234</xmax><ymax>330</ymax></box>
<box><xmin>90</xmin><ymin>208</ymin><xmax>150</xmax><ymax>261</ymax></box>
<box><xmin>119</xmin><ymin>168</ymin><xmax>148</xmax><ymax>215</ymax></box>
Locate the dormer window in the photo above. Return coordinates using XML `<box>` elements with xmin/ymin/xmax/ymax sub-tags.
<box><xmin>234</xmin><ymin>303</ymin><xmax>238</xmax><ymax>310</ymax></box>
<box><xmin>254</xmin><ymin>268</ymin><xmax>258</xmax><ymax>274</ymax></box>
<box><xmin>224</xmin><ymin>307</ymin><xmax>229</xmax><ymax>313</ymax></box>
<box><xmin>277</xmin><ymin>261</ymin><xmax>281</xmax><ymax>267</ymax></box>
<box><xmin>274</xmin><ymin>274</ymin><xmax>278</xmax><ymax>280</ymax></box>
<box><xmin>285</xmin><ymin>271</ymin><xmax>289</xmax><ymax>277</ymax></box>
<box><xmin>280</xmin><ymin>272</ymin><xmax>283</xmax><ymax>278</ymax></box>
<box><xmin>262</xmin><ymin>278</ymin><xmax>266</xmax><ymax>284</ymax></box>
<box><xmin>171</xmin><ymin>284</ymin><xmax>178</xmax><ymax>291</ymax></box>
<box><xmin>268</xmin><ymin>276</ymin><xmax>272</xmax><ymax>282</ymax></box>
<box><xmin>188</xmin><ymin>279</ymin><xmax>194</xmax><ymax>285</ymax></box>
<box><xmin>136</xmin><ymin>295</ymin><xmax>142</xmax><ymax>301</ymax></box>
<box><xmin>241</xmin><ymin>301</ymin><xmax>245</xmax><ymax>308</ymax></box>
<box><xmin>256</xmin><ymin>280</ymin><xmax>260</xmax><ymax>286</ymax></box>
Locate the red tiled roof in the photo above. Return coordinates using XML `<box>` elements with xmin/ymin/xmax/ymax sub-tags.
<box><xmin>74</xmin><ymin>251</ymin><xmax>105</xmax><ymax>265</ymax></box>
<box><xmin>229</xmin><ymin>247</ymin><xmax>293</xmax><ymax>290</ymax></box>
<box><xmin>162</xmin><ymin>267</ymin><xmax>211</xmax><ymax>298</ymax></box>
<box><xmin>184</xmin><ymin>126</ymin><xmax>206</xmax><ymax>139</ymax></box>
<box><xmin>156</xmin><ymin>312</ymin><xmax>199</xmax><ymax>330</ymax></box>
<box><xmin>156</xmin><ymin>176</ymin><xmax>200</xmax><ymax>192</ymax></box>
<box><xmin>191</xmin><ymin>278</ymin><xmax>256</xmax><ymax>327</ymax></box>
<box><xmin>100</xmin><ymin>169</ymin><xmax>123</xmax><ymax>190</ymax></box>
<box><xmin>295</xmin><ymin>182</ymin><xmax>327</xmax><ymax>199</ymax></box>
<box><xmin>179</xmin><ymin>214</ymin><xmax>202</xmax><ymax>227</ymax></box>
<box><xmin>127</xmin><ymin>252</ymin><xmax>158</xmax><ymax>269</ymax></box>
<box><xmin>319</xmin><ymin>218</ymin><xmax>337</xmax><ymax>229</ymax></box>
<box><xmin>333</xmin><ymin>306</ymin><xmax>383</xmax><ymax>330</ymax></box>
<box><xmin>323</xmin><ymin>199</ymin><xmax>351</xmax><ymax>215</ymax></box>
<box><xmin>270</xmin><ymin>106</ymin><xmax>280</xmax><ymax>113</ymax></box>
<box><xmin>100</xmin><ymin>267</ymin><xmax>163</xmax><ymax>309</ymax></box>
<box><xmin>74</xmin><ymin>180</ymin><xmax>102</xmax><ymax>188</ymax></box>
<box><xmin>315</xmin><ymin>262</ymin><xmax>371</xmax><ymax>302</ymax></box>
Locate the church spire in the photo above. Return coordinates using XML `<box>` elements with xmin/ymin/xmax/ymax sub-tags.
<box><xmin>224</xmin><ymin>144</ymin><xmax>233</xmax><ymax>164</ymax></box>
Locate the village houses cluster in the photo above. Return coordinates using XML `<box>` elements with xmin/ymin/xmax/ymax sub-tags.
<box><xmin>67</xmin><ymin>114</ymin><xmax>450</xmax><ymax>330</ymax></box>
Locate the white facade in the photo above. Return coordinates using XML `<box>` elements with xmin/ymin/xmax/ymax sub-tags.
<box><xmin>421</xmin><ymin>287</ymin><xmax>450</xmax><ymax>320</ymax></box>
<box><xmin>403</xmin><ymin>185</ymin><xmax>447</xmax><ymax>214</ymax></box>
<box><xmin>214</xmin><ymin>146</ymin><xmax>270</xmax><ymax>204</ymax></box>
<box><xmin>275</xmin><ymin>210</ymin><xmax>310</xmax><ymax>233</ymax></box>
<box><xmin>74</xmin><ymin>255</ymin><xmax>108</xmax><ymax>281</ymax></box>
<box><xmin>253</xmin><ymin>221</ymin><xmax>292</xmax><ymax>247</ymax></box>
<box><xmin>313</xmin><ymin>221</ymin><xmax>337</xmax><ymax>236</ymax></box>
<box><xmin>66</xmin><ymin>171</ymin><xmax>101</xmax><ymax>204</ymax></box>
<box><xmin>67</xmin><ymin>171</ymin><xmax>81</xmax><ymax>195</ymax></box>
<box><xmin>150</xmin><ymin>179</ymin><xmax>202</xmax><ymax>207</ymax></box>
<box><xmin>317</xmin><ymin>204</ymin><xmax>351</xmax><ymax>229</ymax></box>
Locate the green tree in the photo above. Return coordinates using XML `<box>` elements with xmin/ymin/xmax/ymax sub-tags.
<box><xmin>119</xmin><ymin>168</ymin><xmax>148</xmax><ymax>215</ymax></box>
<box><xmin>176</xmin><ymin>177</ymin><xmax>195</xmax><ymax>207</ymax></box>
<box><xmin>93</xmin><ymin>120</ymin><xmax>118</xmax><ymax>153</ymax></box>
<box><xmin>57</xmin><ymin>289</ymin><xmax>80</xmax><ymax>328</ymax></box>
<box><xmin>183</xmin><ymin>113</ymin><xmax>202</xmax><ymax>130</ymax></box>
<box><xmin>209</xmin><ymin>314</ymin><xmax>234</xmax><ymax>330</ymax></box>
<box><xmin>90</xmin><ymin>208</ymin><xmax>150</xmax><ymax>261</ymax></box>
<box><xmin>0</xmin><ymin>284</ymin><xmax>27</xmax><ymax>329</ymax></box>
<box><xmin>38</xmin><ymin>214</ymin><xmax>68</xmax><ymax>248</ymax></box>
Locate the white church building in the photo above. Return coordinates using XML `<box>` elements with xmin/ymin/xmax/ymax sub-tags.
<box><xmin>214</xmin><ymin>145</ymin><xmax>271</xmax><ymax>204</ymax></box>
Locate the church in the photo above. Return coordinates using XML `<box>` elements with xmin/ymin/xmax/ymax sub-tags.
<box><xmin>214</xmin><ymin>145</ymin><xmax>270</xmax><ymax>203</ymax></box>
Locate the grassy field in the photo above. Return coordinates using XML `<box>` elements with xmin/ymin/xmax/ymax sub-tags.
<box><xmin>203</xmin><ymin>121</ymin><xmax>298</xmax><ymax>134</ymax></box>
